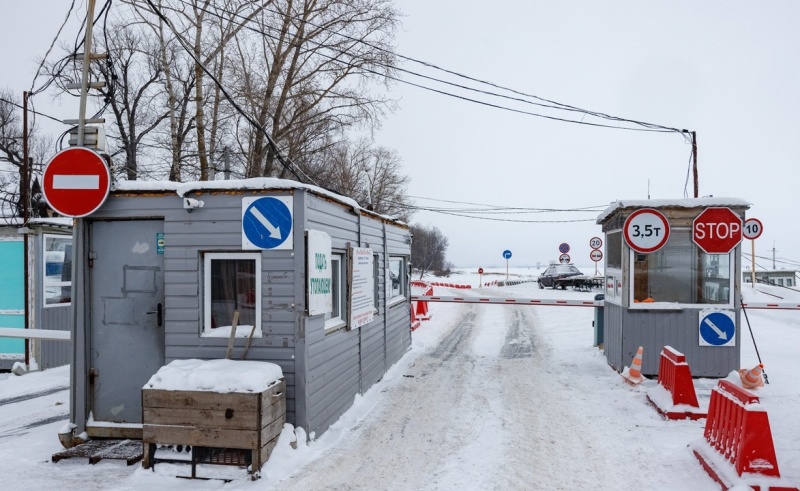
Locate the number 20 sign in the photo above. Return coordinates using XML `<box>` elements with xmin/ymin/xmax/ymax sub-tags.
<box><xmin>623</xmin><ymin>208</ymin><xmax>670</xmax><ymax>254</ymax></box>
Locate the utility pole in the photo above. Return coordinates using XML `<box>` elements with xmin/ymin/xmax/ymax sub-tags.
<box><xmin>64</xmin><ymin>0</ymin><xmax>106</xmax><ymax>146</ymax></box>
<box><xmin>691</xmin><ymin>131</ymin><xmax>698</xmax><ymax>198</ymax></box>
<box><xmin>22</xmin><ymin>92</ymin><xmax>30</xmax><ymax>224</ymax></box>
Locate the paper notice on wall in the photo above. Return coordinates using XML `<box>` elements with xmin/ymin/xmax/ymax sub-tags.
<box><xmin>349</xmin><ymin>247</ymin><xmax>374</xmax><ymax>329</ymax></box>
<box><xmin>307</xmin><ymin>230</ymin><xmax>332</xmax><ymax>316</ymax></box>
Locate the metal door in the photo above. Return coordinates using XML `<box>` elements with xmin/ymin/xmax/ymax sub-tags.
<box><xmin>89</xmin><ymin>220</ymin><xmax>165</xmax><ymax>423</ymax></box>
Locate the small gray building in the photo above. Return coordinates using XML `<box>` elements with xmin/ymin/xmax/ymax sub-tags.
<box><xmin>64</xmin><ymin>178</ymin><xmax>412</xmax><ymax>444</ymax></box>
<box><xmin>597</xmin><ymin>198</ymin><xmax>750</xmax><ymax>378</ymax></box>
<box><xmin>0</xmin><ymin>218</ymin><xmax>73</xmax><ymax>371</ymax></box>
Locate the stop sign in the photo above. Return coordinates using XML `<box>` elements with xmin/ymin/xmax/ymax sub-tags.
<box><xmin>42</xmin><ymin>147</ymin><xmax>111</xmax><ymax>217</ymax></box>
<box><xmin>692</xmin><ymin>207</ymin><xmax>743</xmax><ymax>254</ymax></box>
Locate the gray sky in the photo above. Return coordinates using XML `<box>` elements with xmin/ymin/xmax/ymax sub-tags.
<box><xmin>3</xmin><ymin>2</ymin><xmax>799</xmax><ymax>269</ymax></box>
<box><xmin>373</xmin><ymin>1</ymin><xmax>800</xmax><ymax>268</ymax></box>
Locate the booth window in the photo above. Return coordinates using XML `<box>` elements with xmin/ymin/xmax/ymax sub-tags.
<box><xmin>44</xmin><ymin>234</ymin><xmax>72</xmax><ymax>306</ymax></box>
<box><xmin>325</xmin><ymin>253</ymin><xmax>345</xmax><ymax>330</ymax></box>
<box><xmin>632</xmin><ymin>230</ymin><xmax>731</xmax><ymax>305</ymax></box>
<box><xmin>606</xmin><ymin>232</ymin><xmax>622</xmax><ymax>269</ymax></box>
<box><xmin>203</xmin><ymin>253</ymin><xmax>261</xmax><ymax>337</ymax></box>
<box><xmin>388</xmin><ymin>256</ymin><xmax>407</xmax><ymax>303</ymax></box>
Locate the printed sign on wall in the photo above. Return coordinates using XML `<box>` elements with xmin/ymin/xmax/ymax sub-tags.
<box><xmin>349</xmin><ymin>247</ymin><xmax>374</xmax><ymax>329</ymax></box>
<box><xmin>307</xmin><ymin>230</ymin><xmax>332</xmax><ymax>316</ymax></box>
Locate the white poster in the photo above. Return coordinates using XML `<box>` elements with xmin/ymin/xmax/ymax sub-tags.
<box><xmin>349</xmin><ymin>247</ymin><xmax>374</xmax><ymax>329</ymax></box>
<box><xmin>307</xmin><ymin>230</ymin><xmax>332</xmax><ymax>315</ymax></box>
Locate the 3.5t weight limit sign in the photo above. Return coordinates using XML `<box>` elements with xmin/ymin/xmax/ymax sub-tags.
<box><xmin>623</xmin><ymin>208</ymin><xmax>670</xmax><ymax>254</ymax></box>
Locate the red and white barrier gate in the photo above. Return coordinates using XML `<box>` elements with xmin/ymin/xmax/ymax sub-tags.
<box><xmin>691</xmin><ymin>380</ymin><xmax>798</xmax><ymax>490</ymax></box>
<box><xmin>646</xmin><ymin>346</ymin><xmax>706</xmax><ymax>420</ymax></box>
<box><xmin>410</xmin><ymin>295</ymin><xmax>601</xmax><ymax>307</ymax></box>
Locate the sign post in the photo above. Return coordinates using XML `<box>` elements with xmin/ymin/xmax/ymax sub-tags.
<box><xmin>590</xmin><ymin>237</ymin><xmax>603</xmax><ymax>275</ymax></box>
<box><xmin>502</xmin><ymin>250</ymin><xmax>512</xmax><ymax>281</ymax></box>
<box><xmin>743</xmin><ymin>218</ymin><xmax>764</xmax><ymax>289</ymax></box>
<box><xmin>42</xmin><ymin>147</ymin><xmax>110</xmax><ymax>217</ymax></box>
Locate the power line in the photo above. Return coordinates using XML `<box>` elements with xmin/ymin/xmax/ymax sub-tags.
<box><xmin>166</xmin><ymin>0</ymin><xmax>686</xmax><ymax>135</ymax></box>
<box><xmin>179</xmin><ymin>0</ymin><xmax>688</xmax><ymax>135</ymax></box>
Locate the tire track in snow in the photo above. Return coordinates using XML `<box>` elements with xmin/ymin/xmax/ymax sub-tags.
<box><xmin>273</xmin><ymin>304</ymin><xmax>504</xmax><ymax>490</ymax></box>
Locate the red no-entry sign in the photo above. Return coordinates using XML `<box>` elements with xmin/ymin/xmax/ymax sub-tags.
<box><xmin>692</xmin><ymin>207</ymin><xmax>743</xmax><ymax>254</ymax></box>
<box><xmin>42</xmin><ymin>147</ymin><xmax>110</xmax><ymax>217</ymax></box>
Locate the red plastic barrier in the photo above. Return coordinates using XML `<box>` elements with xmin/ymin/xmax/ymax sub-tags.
<box><xmin>410</xmin><ymin>303</ymin><xmax>420</xmax><ymax>331</ymax></box>
<box><xmin>693</xmin><ymin>380</ymin><xmax>797</xmax><ymax>490</ymax></box>
<box><xmin>411</xmin><ymin>283</ymin><xmax>433</xmax><ymax>322</ymax></box>
<box><xmin>646</xmin><ymin>346</ymin><xmax>705</xmax><ymax>420</ymax></box>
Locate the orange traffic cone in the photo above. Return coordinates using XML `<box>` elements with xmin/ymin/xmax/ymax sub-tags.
<box><xmin>622</xmin><ymin>346</ymin><xmax>645</xmax><ymax>385</ymax></box>
<box><xmin>738</xmin><ymin>363</ymin><xmax>765</xmax><ymax>389</ymax></box>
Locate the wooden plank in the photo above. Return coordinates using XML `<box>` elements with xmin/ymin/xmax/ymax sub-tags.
<box><xmin>143</xmin><ymin>424</ymin><xmax>259</xmax><ymax>449</ymax></box>
<box><xmin>86</xmin><ymin>424</ymin><xmax>142</xmax><ymax>440</ymax></box>
<box><xmin>259</xmin><ymin>416</ymin><xmax>285</xmax><ymax>441</ymax></box>
<box><xmin>261</xmin><ymin>392</ymin><xmax>287</xmax><ymax>424</ymax></box>
<box><xmin>143</xmin><ymin>407</ymin><xmax>259</xmax><ymax>431</ymax></box>
<box><xmin>257</xmin><ymin>433</ymin><xmax>281</xmax><ymax>468</ymax></box>
<box><xmin>142</xmin><ymin>389</ymin><xmax>259</xmax><ymax>412</ymax></box>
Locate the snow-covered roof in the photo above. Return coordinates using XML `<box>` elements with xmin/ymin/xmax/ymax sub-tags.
<box><xmin>114</xmin><ymin>177</ymin><xmax>361</xmax><ymax>210</ymax></box>
<box><xmin>28</xmin><ymin>217</ymin><xmax>73</xmax><ymax>228</ymax></box>
<box><xmin>144</xmin><ymin>358</ymin><xmax>283</xmax><ymax>393</ymax></box>
<box><xmin>112</xmin><ymin>177</ymin><xmax>406</xmax><ymax>224</ymax></box>
<box><xmin>596</xmin><ymin>197</ymin><xmax>751</xmax><ymax>224</ymax></box>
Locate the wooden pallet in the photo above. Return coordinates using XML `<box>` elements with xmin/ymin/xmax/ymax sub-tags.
<box><xmin>52</xmin><ymin>439</ymin><xmax>143</xmax><ymax>465</ymax></box>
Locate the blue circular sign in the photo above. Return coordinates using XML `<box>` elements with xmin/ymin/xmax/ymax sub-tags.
<box><xmin>243</xmin><ymin>197</ymin><xmax>293</xmax><ymax>249</ymax></box>
<box><xmin>559</xmin><ymin>242</ymin><xmax>571</xmax><ymax>254</ymax></box>
<box><xmin>503</xmin><ymin>250</ymin><xmax>512</xmax><ymax>259</ymax></box>
<box><xmin>699</xmin><ymin>311</ymin><xmax>736</xmax><ymax>346</ymax></box>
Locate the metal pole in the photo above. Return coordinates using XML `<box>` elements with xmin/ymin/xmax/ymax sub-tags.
<box><xmin>751</xmin><ymin>239</ymin><xmax>756</xmax><ymax>289</ymax></box>
<box><xmin>691</xmin><ymin>131</ymin><xmax>699</xmax><ymax>198</ymax></box>
<box><xmin>22</xmin><ymin>92</ymin><xmax>30</xmax><ymax>368</ymax></box>
<box><xmin>76</xmin><ymin>0</ymin><xmax>98</xmax><ymax>147</ymax></box>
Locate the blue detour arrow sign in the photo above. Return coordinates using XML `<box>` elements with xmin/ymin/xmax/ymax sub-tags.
<box><xmin>698</xmin><ymin>309</ymin><xmax>736</xmax><ymax>347</ymax></box>
<box><xmin>242</xmin><ymin>196</ymin><xmax>294</xmax><ymax>250</ymax></box>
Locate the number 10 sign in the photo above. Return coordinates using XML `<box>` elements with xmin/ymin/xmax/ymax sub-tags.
<box><xmin>623</xmin><ymin>208</ymin><xmax>671</xmax><ymax>254</ymax></box>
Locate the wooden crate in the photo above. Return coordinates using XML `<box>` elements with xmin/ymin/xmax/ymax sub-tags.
<box><xmin>141</xmin><ymin>378</ymin><xmax>285</xmax><ymax>474</ymax></box>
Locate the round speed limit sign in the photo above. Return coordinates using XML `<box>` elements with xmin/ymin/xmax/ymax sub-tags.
<box><xmin>743</xmin><ymin>218</ymin><xmax>763</xmax><ymax>240</ymax></box>
<box><xmin>623</xmin><ymin>208</ymin><xmax>670</xmax><ymax>254</ymax></box>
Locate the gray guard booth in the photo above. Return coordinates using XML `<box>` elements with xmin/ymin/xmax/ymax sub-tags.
<box><xmin>65</xmin><ymin>178</ymin><xmax>412</xmax><ymax>444</ymax></box>
<box><xmin>597</xmin><ymin>198</ymin><xmax>750</xmax><ymax>378</ymax></box>
<box><xmin>0</xmin><ymin>218</ymin><xmax>73</xmax><ymax>371</ymax></box>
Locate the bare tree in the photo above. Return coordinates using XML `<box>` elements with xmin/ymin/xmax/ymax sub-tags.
<box><xmin>410</xmin><ymin>224</ymin><xmax>449</xmax><ymax>279</ymax></box>
<box><xmin>0</xmin><ymin>91</ymin><xmax>53</xmax><ymax>221</ymax></box>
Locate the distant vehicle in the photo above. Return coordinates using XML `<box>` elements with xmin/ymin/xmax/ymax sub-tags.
<box><xmin>538</xmin><ymin>263</ymin><xmax>585</xmax><ymax>289</ymax></box>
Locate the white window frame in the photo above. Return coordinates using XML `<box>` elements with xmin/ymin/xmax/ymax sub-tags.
<box><xmin>43</xmin><ymin>234</ymin><xmax>72</xmax><ymax>307</ymax></box>
<box><xmin>325</xmin><ymin>252</ymin><xmax>346</xmax><ymax>331</ymax></box>
<box><xmin>388</xmin><ymin>255</ymin><xmax>408</xmax><ymax>306</ymax></box>
<box><xmin>203</xmin><ymin>252</ymin><xmax>262</xmax><ymax>337</ymax></box>
<box><xmin>628</xmin><ymin>228</ymin><xmax>735</xmax><ymax>310</ymax></box>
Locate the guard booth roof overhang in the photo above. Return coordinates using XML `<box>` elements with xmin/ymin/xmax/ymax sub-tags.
<box><xmin>596</xmin><ymin>197</ymin><xmax>750</xmax><ymax>378</ymax></box>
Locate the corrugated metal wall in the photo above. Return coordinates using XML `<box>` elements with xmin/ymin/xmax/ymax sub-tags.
<box><xmin>85</xmin><ymin>186</ymin><xmax>411</xmax><ymax>437</ymax></box>
<box><xmin>604</xmin><ymin>301</ymin><xmax>741</xmax><ymax>378</ymax></box>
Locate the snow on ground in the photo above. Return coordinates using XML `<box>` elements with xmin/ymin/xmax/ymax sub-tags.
<box><xmin>1</xmin><ymin>267</ymin><xmax>799</xmax><ymax>490</ymax></box>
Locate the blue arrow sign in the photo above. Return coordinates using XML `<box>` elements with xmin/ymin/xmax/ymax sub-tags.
<box><xmin>503</xmin><ymin>250</ymin><xmax>512</xmax><ymax>259</ymax></box>
<box><xmin>242</xmin><ymin>196</ymin><xmax>293</xmax><ymax>250</ymax></box>
<box><xmin>698</xmin><ymin>310</ymin><xmax>736</xmax><ymax>347</ymax></box>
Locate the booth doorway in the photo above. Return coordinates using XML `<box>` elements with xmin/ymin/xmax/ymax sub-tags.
<box><xmin>89</xmin><ymin>220</ymin><xmax>165</xmax><ymax>425</ymax></box>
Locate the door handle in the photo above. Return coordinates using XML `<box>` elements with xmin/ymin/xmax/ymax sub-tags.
<box><xmin>146</xmin><ymin>303</ymin><xmax>163</xmax><ymax>327</ymax></box>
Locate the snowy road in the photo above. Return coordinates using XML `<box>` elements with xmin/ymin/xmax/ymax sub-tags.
<box><xmin>266</xmin><ymin>299</ymin><xmax>714</xmax><ymax>490</ymax></box>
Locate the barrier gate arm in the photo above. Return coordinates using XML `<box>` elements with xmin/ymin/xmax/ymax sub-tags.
<box><xmin>410</xmin><ymin>295</ymin><xmax>601</xmax><ymax>307</ymax></box>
